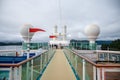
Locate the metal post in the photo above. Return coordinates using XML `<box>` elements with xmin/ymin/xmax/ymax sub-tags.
<box><xmin>19</xmin><ymin>66</ymin><xmax>22</xmax><ymax>80</ymax></box>
<box><xmin>107</xmin><ymin>53</ymin><xmax>110</xmax><ymax>62</ymax></box>
<box><xmin>14</xmin><ymin>67</ymin><xmax>18</xmax><ymax>80</ymax></box>
<box><xmin>93</xmin><ymin>66</ymin><xmax>96</xmax><ymax>80</ymax></box>
<box><xmin>76</xmin><ymin>42</ymin><xmax>77</xmax><ymax>49</ymax></box>
<box><xmin>44</xmin><ymin>53</ymin><xmax>46</xmax><ymax>67</ymax></box>
<box><xmin>75</xmin><ymin>55</ymin><xmax>78</xmax><ymax>71</ymax></box>
<box><xmin>42</xmin><ymin>43</ymin><xmax>43</xmax><ymax>49</ymax></box>
<box><xmin>40</xmin><ymin>55</ymin><xmax>41</xmax><ymax>71</ymax></box>
<box><xmin>73</xmin><ymin>42</ymin><xmax>75</xmax><ymax>49</ymax></box>
<box><xmin>10</xmin><ymin>67</ymin><xmax>13</xmax><ymax>80</ymax></box>
<box><xmin>22</xmin><ymin>42</ymin><xmax>24</xmax><ymax>50</ymax></box>
<box><xmin>83</xmin><ymin>59</ymin><xmax>86</xmax><ymax>80</ymax></box>
<box><xmin>97</xmin><ymin>52</ymin><xmax>99</xmax><ymax>61</ymax></box>
<box><xmin>41</xmin><ymin>54</ymin><xmax>43</xmax><ymax>70</ymax></box>
<box><xmin>26</xmin><ymin>62</ymin><xmax>29</xmax><ymax>80</ymax></box>
<box><xmin>81</xmin><ymin>43</ymin><xmax>82</xmax><ymax>50</ymax></box>
<box><xmin>46</xmin><ymin>52</ymin><xmax>48</xmax><ymax>63</ymax></box>
<box><xmin>31</xmin><ymin>60</ymin><xmax>33</xmax><ymax>80</ymax></box>
<box><xmin>38</xmin><ymin>43</ymin><xmax>39</xmax><ymax>49</ymax></box>
<box><xmin>27</xmin><ymin>42</ymin><xmax>30</xmax><ymax>59</ymax></box>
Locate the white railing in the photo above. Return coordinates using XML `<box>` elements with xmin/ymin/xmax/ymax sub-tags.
<box><xmin>0</xmin><ymin>50</ymin><xmax>17</xmax><ymax>56</ymax></box>
<box><xmin>73</xmin><ymin>49</ymin><xmax>120</xmax><ymax>62</ymax></box>
<box><xmin>64</xmin><ymin>47</ymin><xmax>120</xmax><ymax>80</ymax></box>
<box><xmin>0</xmin><ymin>48</ymin><xmax>55</xmax><ymax>80</ymax></box>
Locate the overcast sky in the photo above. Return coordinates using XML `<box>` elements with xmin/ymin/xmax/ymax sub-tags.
<box><xmin>0</xmin><ymin>0</ymin><xmax>120</xmax><ymax>42</ymax></box>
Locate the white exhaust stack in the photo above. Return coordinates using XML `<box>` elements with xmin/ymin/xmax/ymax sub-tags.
<box><xmin>53</xmin><ymin>25</ymin><xmax>58</xmax><ymax>40</ymax></box>
<box><xmin>54</xmin><ymin>25</ymin><xmax>57</xmax><ymax>34</ymax></box>
<box><xmin>63</xmin><ymin>25</ymin><xmax>67</xmax><ymax>40</ymax></box>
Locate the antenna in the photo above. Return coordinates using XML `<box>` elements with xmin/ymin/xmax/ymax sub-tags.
<box><xmin>58</xmin><ymin>0</ymin><xmax>62</xmax><ymax>27</ymax></box>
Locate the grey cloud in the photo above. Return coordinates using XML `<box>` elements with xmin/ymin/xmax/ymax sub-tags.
<box><xmin>0</xmin><ymin>0</ymin><xmax>120</xmax><ymax>41</ymax></box>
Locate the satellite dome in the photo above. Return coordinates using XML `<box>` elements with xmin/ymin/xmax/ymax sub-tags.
<box><xmin>84</xmin><ymin>24</ymin><xmax>100</xmax><ymax>41</ymax></box>
<box><xmin>85</xmin><ymin>24</ymin><xmax>100</xmax><ymax>36</ymax></box>
<box><xmin>20</xmin><ymin>24</ymin><xmax>34</xmax><ymax>42</ymax></box>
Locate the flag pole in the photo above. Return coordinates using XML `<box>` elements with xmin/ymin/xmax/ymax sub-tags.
<box><xmin>27</xmin><ymin>27</ymin><xmax>30</xmax><ymax>59</ymax></box>
<box><xmin>26</xmin><ymin>27</ymin><xmax>30</xmax><ymax>80</ymax></box>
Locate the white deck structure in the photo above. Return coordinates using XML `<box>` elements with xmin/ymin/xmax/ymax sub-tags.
<box><xmin>49</xmin><ymin>26</ymin><xmax>69</xmax><ymax>46</ymax></box>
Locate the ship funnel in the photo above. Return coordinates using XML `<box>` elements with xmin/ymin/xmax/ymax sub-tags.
<box><xmin>54</xmin><ymin>25</ymin><xmax>57</xmax><ymax>33</ymax></box>
<box><xmin>63</xmin><ymin>25</ymin><xmax>67</xmax><ymax>40</ymax></box>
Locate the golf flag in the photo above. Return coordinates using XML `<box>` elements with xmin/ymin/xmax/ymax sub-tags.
<box><xmin>29</xmin><ymin>28</ymin><xmax>46</xmax><ymax>32</ymax></box>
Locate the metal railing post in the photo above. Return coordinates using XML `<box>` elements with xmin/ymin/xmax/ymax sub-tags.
<box><xmin>107</xmin><ymin>53</ymin><xmax>110</xmax><ymax>61</ymax></box>
<box><xmin>93</xmin><ymin>66</ymin><xmax>97</xmax><ymax>80</ymax></box>
<box><xmin>31</xmin><ymin>60</ymin><xmax>33</xmax><ymax>80</ymax></box>
<box><xmin>10</xmin><ymin>67</ymin><xmax>13</xmax><ymax>80</ymax></box>
<box><xmin>41</xmin><ymin>54</ymin><xmax>42</xmax><ymax>70</ymax></box>
<box><xmin>83</xmin><ymin>59</ymin><xmax>86</xmax><ymax>80</ymax></box>
<box><xmin>14</xmin><ymin>67</ymin><xmax>18</xmax><ymax>80</ymax></box>
<box><xmin>19</xmin><ymin>66</ymin><xmax>22</xmax><ymax>80</ymax></box>
<box><xmin>75</xmin><ymin>55</ymin><xmax>78</xmax><ymax>71</ymax></box>
<box><xmin>26</xmin><ymin>62</ymin><xmax>29</xmax><ymax>80</ymax></box>
<box><xmin>40</xmin><ymin>55</ymin><xmax>41</xmax><ymax>71</ymax></box>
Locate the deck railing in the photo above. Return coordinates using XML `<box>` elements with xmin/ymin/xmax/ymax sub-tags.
<box><xmin>73</xmin><ymin>49</ymin><xmax>120</xmax><ymax>63</ymax></box>
<box><xmin>0</xmin><ymin>48</ymin><xmax>55</xmax><ymax>80</ymax></box>
<box><xmin>63</xmin><ymin>48</ymin><xmax>120</xmax><ymax>80</ymax></box>
<box><xmin>0</xmin><ymin>50</ymin><xmax>17</xmax><ymax>56</ymax></box>
<box><xmin>96</xmin><ymin>50</ymin><xmax>120</xmax><ymax>63</ymax></box>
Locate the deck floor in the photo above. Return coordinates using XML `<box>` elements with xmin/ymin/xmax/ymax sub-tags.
<box><xmin>40</xmin><ymin>49</ymin><xmax>76</xmax><ymax>80</ymax></box>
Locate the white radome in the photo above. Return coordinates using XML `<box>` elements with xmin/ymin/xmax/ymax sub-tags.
<box><xmin>20</xmin><ymin>24</ymin><xmax>34</xmax><ymax>42</ymax></box>
<box><xmin>84</xmin><ymin>24</ymin><xmax>100</xmax><ymax>42</ymax></box>
<box><xmin>85</xmin><ymin>24</ymin><xmax>100</xmax><ymax>36</ymax></box>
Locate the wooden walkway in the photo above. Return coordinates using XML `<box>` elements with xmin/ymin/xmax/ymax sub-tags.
<box><xmin>41</xmin><ymin>49</ymin><xmax>76</xmax><ymax>80</ymax></box>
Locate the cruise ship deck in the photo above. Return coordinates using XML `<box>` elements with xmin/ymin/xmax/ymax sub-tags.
<box><xmin>0</xmin><ymin>47</ymin><xmax>120</xmax><ymax>80</ymax></box>
<box><xmin>0</xmin><ymin>23</ymin><xmax>120</xmax><ymax>80</ymax></box>
<box><xmin>41</xmin><ymin>49</ymin><xmax>76</xmax><ymax>80</ymax></box>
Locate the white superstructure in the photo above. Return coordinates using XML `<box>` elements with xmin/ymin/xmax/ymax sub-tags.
<box><xmin>49</xmin><ymin>25</ymin><xmax>69</xmax><ymax>46</ymax></box>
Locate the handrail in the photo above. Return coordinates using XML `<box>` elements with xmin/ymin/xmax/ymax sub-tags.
<box><xmin>0</xmin><ymin>50</ymin><xmax>17</xmax><ymax>52</ymax></box>
<box><xmin>74</xmin><ymin>50</ymin><xmax>120</xmax><ymax>54</ymax></box>
<box><xmin>66</xmin><ymin>48</ymin><xmax>120</xmax><ymax>67</ymax></box>
<box><xmin>68</xmin><ymin>48</ymin><xmax>96</xmax><ymax>65</ymax></box>
<box><xmin>0</xmin><ymin>51</ymin><xmax>48</xmax><ymax>67</ymax></box>
<box><xmin>95</xmin><ymin>50</ymin><xmax>120</xmax><ymax>54</ymax></box>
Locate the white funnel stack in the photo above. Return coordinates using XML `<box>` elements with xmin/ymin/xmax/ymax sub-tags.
<box><xmin>63</xmin><ymin>25</ymin><xmax>67</xmax><ymax>40</ymax></box>
<box><xmin>53</xmin><ymin>25</ymin><xmax>58</xmax><ymax>40</ymax></box>
<box><xmin>49</xmin><ymin>25</ymin><xmax>69</xmax><ymax>47</ymax></box>
<box><xmin>54</xmin><ymin>25</ymin><xmax>57</xmax><ymax>34</ymax></box>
